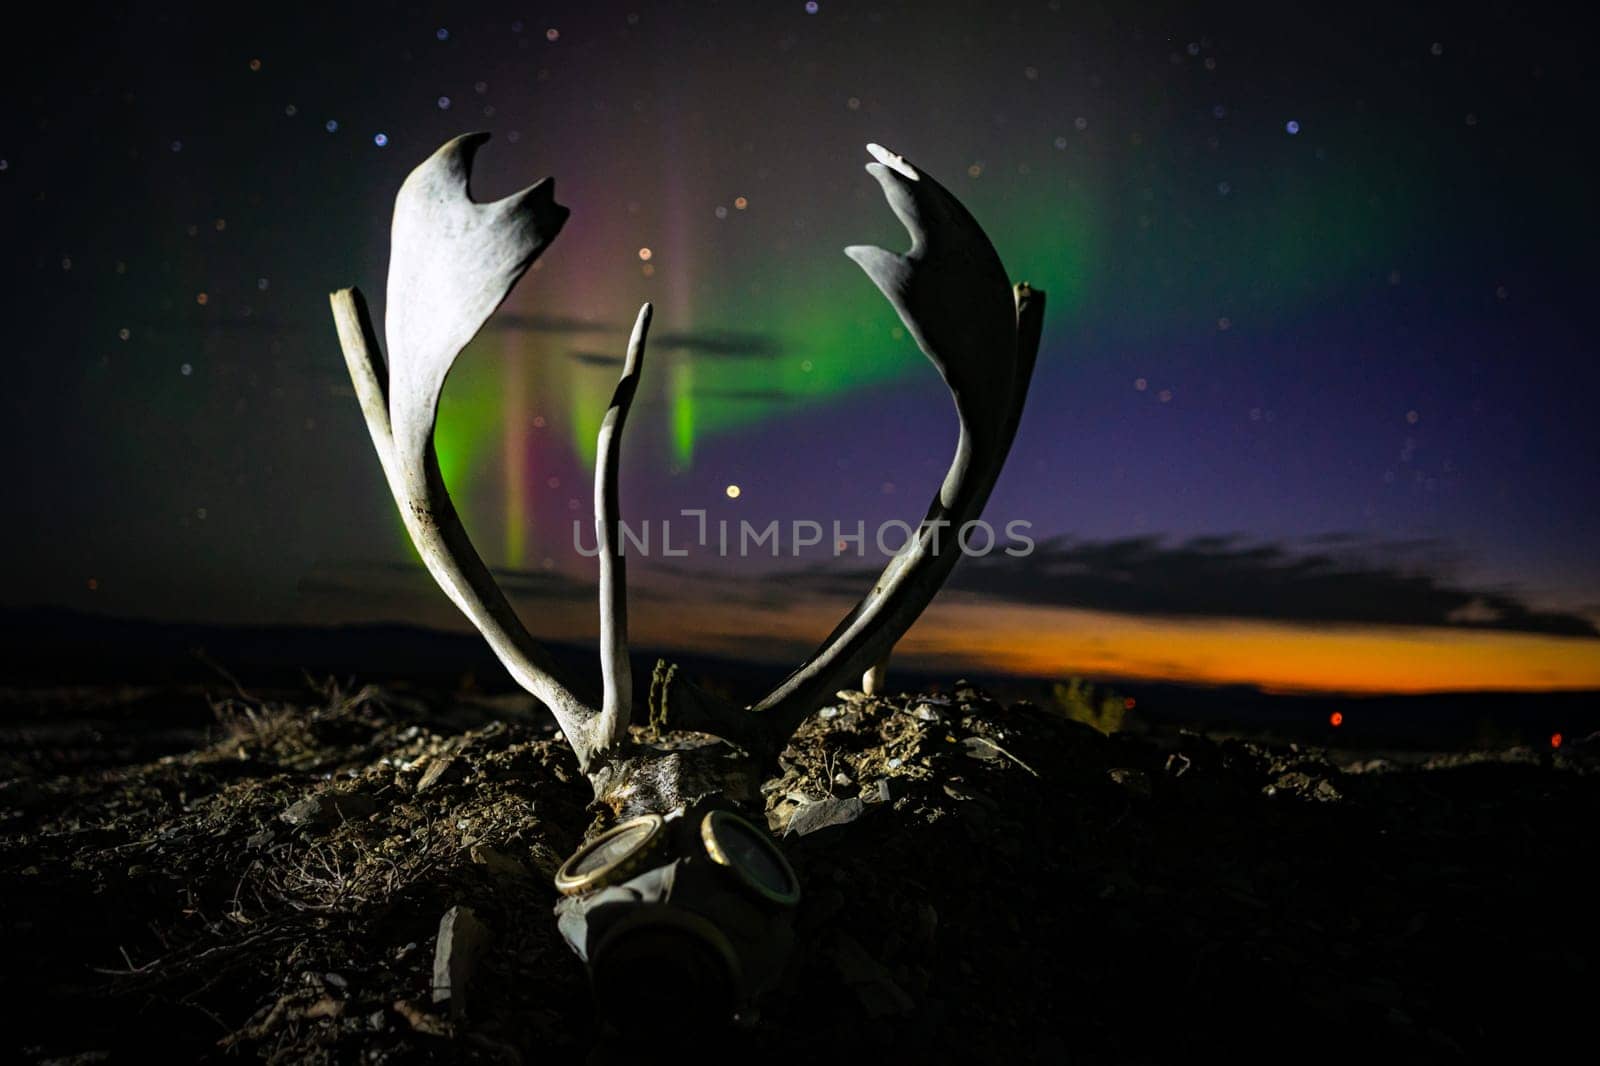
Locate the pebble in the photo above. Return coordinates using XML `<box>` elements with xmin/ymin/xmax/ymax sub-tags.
<box><xmin>786</xmin><ymin>795</ymin><xmax>867</xmax><ymax>837</ymax></box>
<box><xmin>415</xmin><ymin>755</ymin><xmax>457</xmax><ymax>793</ymax></box>
<box><xmin>469</xmin><ymin>844</ymin><xmax>530</xmax><ymax>879</ymax></box>
<box><xmin>280</xmin><ymin>790</ymin><xmax>377</xmax><ymax>829</ymax></box>
<box><xmin>1108</xmin><ymin>767</ymin><xmax>1152</xmax><ymax>798</ymax></box>
<box><xmin>432</xmin><ymin>905</ymin><xmax>490</xmax><ymax>1018</ymax></box>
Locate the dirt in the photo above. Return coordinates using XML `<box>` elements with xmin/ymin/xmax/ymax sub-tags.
<box><xmin>1</xmin><ymin>678</ymin><xmax>1595</xmax><ymax>1062</ymax></box>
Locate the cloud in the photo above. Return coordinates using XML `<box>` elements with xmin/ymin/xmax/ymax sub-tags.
<box><xmin>145</xmin><ymin>309</ymin><xmax>780</xmax><ymax>364</ymax></box>
<box><xmin>648</xmin><ymin>330</ymin><xmax>781</xmax><ymax>358</ymax></box>
<box><xmin>299</xmin><ymin>560</ymin><xmax>597</xmax><ymax>604</ymax></box>
<box><xmin>567</xmin><ymin>351</ymin><xmax>625</xmax><ymax>367</ymax></box>
<box><xmin>801</xmin><ymin>534</ymin><xmax>1599</xmax><ymax>639</ymax></box>
<box><xmin>298</xmin><ymin>560</ymin><xmax>707</xmax><ymax>611</ymax></box>
<box><xmin>515</xmin><ymin>321</ymin><xmax>786</xmax><ymax>363</ymax></box>
<box><xmin>489</xmin><ymin>313</ymin><xmax>617</xmax><ymax>334</ymax></box>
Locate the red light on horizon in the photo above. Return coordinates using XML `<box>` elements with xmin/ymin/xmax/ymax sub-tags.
<box><xmin>1329</xmin><ymin>711</ymin><xmax>1344</xmax><ymax>728</ymax></box>
<box><xmin>1552</xmin><ymin>733</ymin><xmax>1563</xmax><ymax>749</ymax></box>
<box><xmin>1124</xmin><ymin>697</ymin><xmax>1137</xmax><ymax>710</ymax></box>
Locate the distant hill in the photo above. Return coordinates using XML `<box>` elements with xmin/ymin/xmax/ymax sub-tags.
<box><xmin>1</xmin><ymin>607</ymin><xmax>1594</xmax><ymax>751</ymax></box>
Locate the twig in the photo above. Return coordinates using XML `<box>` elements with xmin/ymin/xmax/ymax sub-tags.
<box><xmin>968</xmin><ymin>735</ymin><xmax>1040</xmax><ymax>777</ymax></box>
<box><xmin>190</xmin><ymin>647</ymin><xmax>253</xmax><ymax>701</ymax></box>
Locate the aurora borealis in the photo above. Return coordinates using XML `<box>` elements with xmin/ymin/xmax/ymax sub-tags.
<box><xmin>4</xmin><ymin>1</ymin><xmax>1597</xmax><ymax>694</ymax></box>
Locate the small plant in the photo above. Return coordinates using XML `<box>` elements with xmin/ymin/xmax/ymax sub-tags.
<box><xmin>1050</xmin><ymin>678</ymin><xmax>1134</xmax><ymax>735</ymax></box>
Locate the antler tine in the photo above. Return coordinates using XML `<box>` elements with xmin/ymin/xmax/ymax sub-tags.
<box><xmin>594</xmin><ymin>303</ymin><xmax>653</xmax><ymax>749</ymax></box>
<box><xmin>330</xmin><ymin>133</ymin><xmax>605</xmax><ymax>770</ymax></box>
<box><xmin>751</xmin><ymin>144</ymin><xmax>1045</xmax><ymax>737</ymax></box>
<box><xmin>861</xmin><ymin>651</ymin><xmax>891</xmax><ymax>696</ymax></box>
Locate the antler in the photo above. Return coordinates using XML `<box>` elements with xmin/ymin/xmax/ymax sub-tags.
<box><xmin>332</xmin><ymin>136</ymin><xmax>1041</xmax><ymax>778</ymax></box>
<box><xmin>595</xmin><ymin>303</ymin><xmax>653</xmax><ymax>749</ymax></box>
<box><xmin>748</xmin><ymin>144</ymin><xmax>1045</xmax><ymax>737</ymax></box>
<box><xmin>330</xmin><ymin>133</ymin><xmax>619</xmax><ymax>770</ymax></box>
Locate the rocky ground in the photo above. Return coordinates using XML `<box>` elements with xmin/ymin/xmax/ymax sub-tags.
<box><xmin>1</xmin><ymin>678</ymin><xmax>1595</xmax><ymax>1063</ymax></box>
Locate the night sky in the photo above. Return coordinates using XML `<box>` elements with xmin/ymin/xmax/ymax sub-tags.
<box><xmin>5</xmin><ymin>1</ymin><xmax>1597</xmax><ymax>693</ymax></box>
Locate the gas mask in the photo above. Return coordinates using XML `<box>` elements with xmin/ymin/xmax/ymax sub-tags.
<box><xmin>552</xmin><ymin>800</ymin><xmax>800</xmax><ymax>1029</ymax></box>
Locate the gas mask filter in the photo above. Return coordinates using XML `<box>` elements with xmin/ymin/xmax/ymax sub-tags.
<box><xmin>553</xmin><ymin>803</ymin><xmax>800</xmax><ymax>1030</ymax></box>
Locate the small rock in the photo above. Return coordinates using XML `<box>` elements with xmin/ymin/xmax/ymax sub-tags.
<box><xmin>828</xmin><ymin>932</ymin><xmax>916</xmax><ymax>1017</ymax></box>
<box><xmin>416</xmin><ymin>755</ymin><xmax>460</xmax><ymax>793</ymax></box>
<box><xmin>862</xmin><ymin>778</ymin><xmax>897</xmax><ymax>805</ymax></box>
<box><xmin>943</xmin><ymin>783</ymin><xmax>999</xmax><ymax>811</ymax></box>
<box><xmin>942</xmin><ymin>782</ymin><xmax>974</xmax><ymax>802</ymax></box>
<box><xmin>1108</xmin><ymin>767</ymin><xmax>1152</xmax><ymax>798</ymax></box>
<box><xmin>0</xmin><ymin>779</ymin><xmax>46</xmax><ymax>809</ymax></box>
<box><xmin>786</xmin><ymin>795</ymin><xmax>866</xmax><ymax>837</ymax></box>
<box><xmin>1263</xmin><ymin>771</ymin><xmax>1343</xmax><ymax>802</ymax></box>
<box><xmin>525</xmin><ymin>841</ymin><xmax>563</xmax><ymax>881</ymax></box>
<box><xmin>469</xmin><ymin>844</ymin><xmax>530</xmax><ymax>879</ymax></box>
<box><xmin>394</xmin><ymin>998</ymin><xmax>451</xmax><ymax>1037</ymax></box>
<box><xmin>433</xmin><ymin>905</ymin><xmax>490</xmax><ymax>1018</ymax></box>
<box><xmin>959</xmin><ymin>737</ymin><xmax>1001</xmax><ymax>763</ymax></box>
<box><xmin>304</xmin><ymin>995</ymin><xmax>344</xmax><ymax>1020</ymax></box>
<box><xmin>280</xmin><ymin>789</ymin><xmax>377</xmax><ymax>829</ymax></box>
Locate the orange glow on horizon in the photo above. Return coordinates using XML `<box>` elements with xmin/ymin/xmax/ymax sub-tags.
<box><xmin>299</xmin><ymin>569</ymin><xmax>1600</xmax><ymax>697</ymax></box>
<box><xmin>895</xmin><ymin>598</ymin><xmax>1600</xmax><ymax>695</ymax></box>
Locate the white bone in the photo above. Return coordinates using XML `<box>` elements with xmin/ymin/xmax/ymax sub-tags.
<box><xmin>750</xmin><ymin>144</ymin><xmax>1044</xmax><ymax>736</ymax></box>
<box><xmin>595</xmin><ymin>304</ymin><xmax>654</xmax><ymax>749</ymax></box>
<box><xmin>330</xmin><ymin>133</ymin><xmax>606</xmax><ymax>769</ymax></box>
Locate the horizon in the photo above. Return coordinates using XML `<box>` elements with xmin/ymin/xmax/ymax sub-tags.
<box><xmin>9</xmin><ymin>592</ymin><xmax>1599</xmax><ymax>700</ymax></box>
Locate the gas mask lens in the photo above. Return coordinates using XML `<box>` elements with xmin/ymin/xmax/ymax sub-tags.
<box><xmin>554</xmin><ymin>813</ymin><xmax>665</xmax><ymax>895</ymax></box>
<box><xmin>699</xmin><ymin>809</ymin><xmax>801</xmax><ymax>905</ymax></box>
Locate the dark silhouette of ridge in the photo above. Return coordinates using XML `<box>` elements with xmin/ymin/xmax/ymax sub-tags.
<box><xmin>1</xmin><ymin>607</ymin><xmax>1594</xmax><ymax>751</ymax></box>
